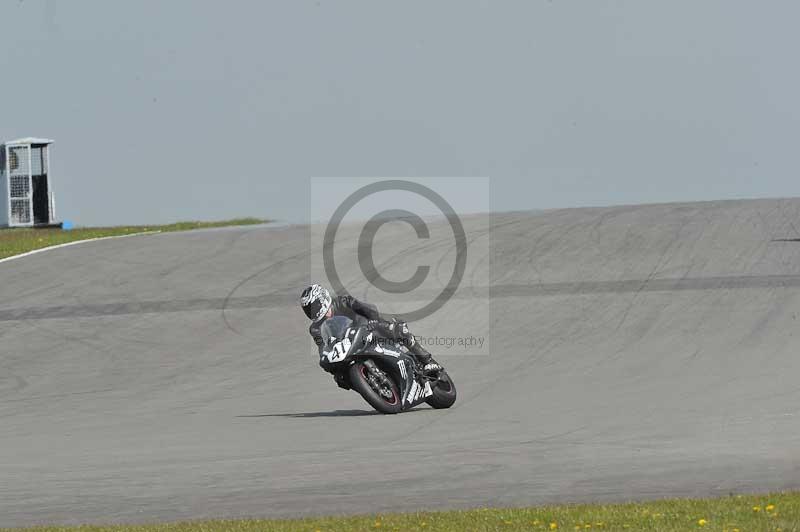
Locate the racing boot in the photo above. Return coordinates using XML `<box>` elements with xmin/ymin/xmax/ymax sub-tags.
<box><xmin>410</xmin><ymin>341</ymin><xmax>442</xmax><ymax>376</ymax></box>
<box><xmin>375</xmin><ymin>318</ymin><xmax>443</xmax><ymax>376</ymax></box>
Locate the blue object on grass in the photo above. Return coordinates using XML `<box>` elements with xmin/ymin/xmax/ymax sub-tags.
<box><xmin>62</xmin><ymin>220</ymin><xmax>74</xmax><ymax>231</ymax></box>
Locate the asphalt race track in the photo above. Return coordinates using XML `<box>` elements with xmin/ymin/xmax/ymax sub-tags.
<box><xmin>2</xmin><ymin>199</ymin><xmax>800</xmax><ymax>527</ymax></box>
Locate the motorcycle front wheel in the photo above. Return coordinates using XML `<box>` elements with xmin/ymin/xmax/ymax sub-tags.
<box><xmin>349</xmin><ymin>361</ymin><xmax>403</xmax><ymax>414</ymax></box>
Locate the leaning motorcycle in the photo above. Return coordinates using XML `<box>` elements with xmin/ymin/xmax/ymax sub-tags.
<box><xmin>320</xmin><ymin>315</ymin><xmax>457</xmax><ymax>414</ymax></box>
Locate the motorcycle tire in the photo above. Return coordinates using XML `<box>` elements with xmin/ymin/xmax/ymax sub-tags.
<box><xmin>425</xmin><ymin>370</ymin><xmax>457</xmax><ymax>409</ymax></box>
<box><xmin>349</xmin><ymin>361</ymin><xmax>403</xmax><ymax>414</ymax></box>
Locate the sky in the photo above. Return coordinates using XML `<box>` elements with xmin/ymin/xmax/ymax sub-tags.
<box><xmin>0</xmin><ymin>0</ymin><xmax>798</xmax><ymax>226</ymax></box>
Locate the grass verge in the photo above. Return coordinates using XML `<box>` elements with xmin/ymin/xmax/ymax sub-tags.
<box><xmin>0</xmin><ymin>218</ymin><xmax>268</xmax><ymax>260</ymax></box>
<box><xmin>4</xmin><ymin>492</ymin><xmax>799</xmax><ymax>532</ymax></box>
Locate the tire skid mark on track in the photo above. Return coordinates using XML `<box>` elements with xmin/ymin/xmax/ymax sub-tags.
<box><xmin>220</xmin><ymin>245</ymin><xmax>311</xmax><ymax>336</ymax></box>
<box><xmin>6</xmin><ymin>274</ymin><xmax>800</xmax><ymax>322</ymax></box>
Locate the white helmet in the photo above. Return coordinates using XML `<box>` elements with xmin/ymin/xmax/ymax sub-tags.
<box><xmin>300</xmin><ymin>284</ymin><xmax>332</xmax><ymax>322</ymax></box>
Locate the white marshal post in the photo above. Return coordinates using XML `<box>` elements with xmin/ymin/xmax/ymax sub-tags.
<box><xmin>0</xmin><ymin>137</ymin><xmax>56</xmax><ymax>227</ymax></box>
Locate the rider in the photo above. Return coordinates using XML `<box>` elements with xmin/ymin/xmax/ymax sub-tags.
<box><xmin>300</xmin><ymin>284</ymin><xmax>442</xmax><ymax>384</ymax></box>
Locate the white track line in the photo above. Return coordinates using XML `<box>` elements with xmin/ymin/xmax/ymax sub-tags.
<box><xmin>0</xmin><ymin>231</ymin><xmax>162</xmax><ymax>265</ymax></box>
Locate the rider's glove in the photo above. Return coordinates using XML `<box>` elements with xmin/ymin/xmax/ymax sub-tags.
<box><xmin>333</xmin><ymin>373</ymin><xmax>351</xmax><ymax>390</ymax></box>
<box><xmin>319</xmin><ymin>357</ymin><xmax>334</xmax><ymax>373</ymax></box>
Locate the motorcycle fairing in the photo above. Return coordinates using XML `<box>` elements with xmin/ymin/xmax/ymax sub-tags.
<box><xmin>361</xmin><ymin>346</ymin><xmax>433</xmax><ymax>410</ymax></box>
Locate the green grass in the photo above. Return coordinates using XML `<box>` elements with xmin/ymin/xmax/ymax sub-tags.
<box><xmin>0</xmin><ymin>218</ymin><xmax>268</xmax><ymax>260</ymax></box>
<box><xmin>5</xmin><ymin>493</ymin><xmax>799</xmax><ymax>532</ymax></box>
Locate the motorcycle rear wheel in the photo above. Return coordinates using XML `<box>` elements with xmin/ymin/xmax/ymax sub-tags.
<box><xmin>349</xmin><ymin>361</ymin><xmax>403</xmax><ymax>414</ymax></box>
<box><xmin>425</xmin><ymin>370</ymin><xmax>457</xmax><ymax>409</ymax></box>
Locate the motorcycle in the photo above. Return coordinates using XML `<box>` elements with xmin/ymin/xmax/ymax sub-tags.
<box><xmin>320</xmin><ymin>315</ymin><xmax>457</xmax><ymax>414</ymax></box>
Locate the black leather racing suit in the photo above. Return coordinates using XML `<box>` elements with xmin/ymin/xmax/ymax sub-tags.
<box><xmin>310</xmin><ymin>295</ymin><xmax>432</xmax><ymax>388</ymax></box>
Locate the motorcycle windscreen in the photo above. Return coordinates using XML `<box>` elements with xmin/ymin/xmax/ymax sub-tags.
<box><xmin>320</xmin><ymin>315</ymin><xmax>353</xmax><ymax>347</ymax></box>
